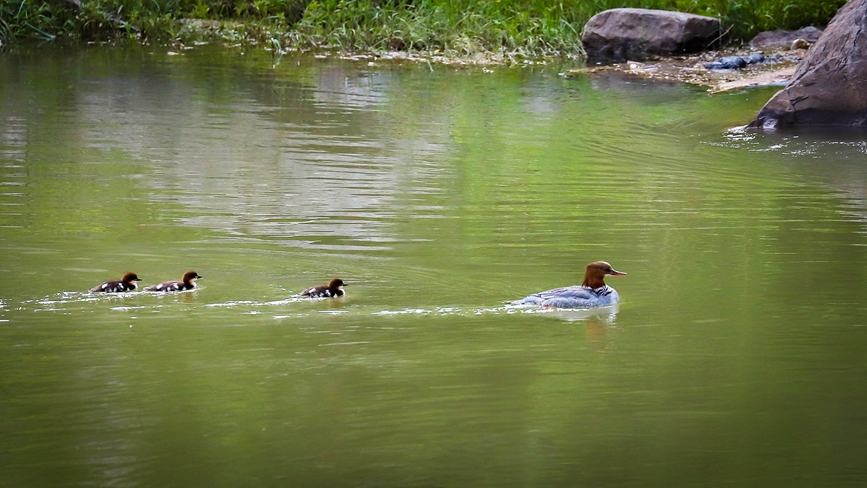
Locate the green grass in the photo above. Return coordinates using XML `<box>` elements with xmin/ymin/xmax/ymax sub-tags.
<box><xmin>0</xmin><ymin>1</ymin><xmax>63</xmax><ymax>41</ymax></box>
<box><xmin>0</xmin><ymin>0</ymin><xmax>850</xmax><ymax>56</ymax></box>
<box><xmin>291</xmin><ymin>0</ymin><xmax>586</xmax><ymax>56</ymax></box>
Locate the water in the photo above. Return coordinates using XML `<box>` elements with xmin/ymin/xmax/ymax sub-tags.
<box><xmin>2</xmin><ymin>45</ymin><xmax>867</xmax><ymax>487</ymax></box>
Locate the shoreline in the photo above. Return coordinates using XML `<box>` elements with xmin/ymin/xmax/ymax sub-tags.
<box><xmin>174</xmin><ymin>25</ymin><xmax>808</xmax><ymax>94</ymax></box>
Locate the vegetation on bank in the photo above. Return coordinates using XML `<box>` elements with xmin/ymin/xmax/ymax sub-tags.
<box><xmin>0</xmin><ymin>0</ymin><xmax>849</xmax><ymax>57</ymax></box>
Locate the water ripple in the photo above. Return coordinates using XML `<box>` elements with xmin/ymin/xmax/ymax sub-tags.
<box><xmin>718</xmin><ymin>126</ymin><xmax>867</xmax><ymax>156</ymax></box>
<box><xmin>6</xmin><ymin>292</ymin><xmax>618</xmax><ymax>323</ymax></box>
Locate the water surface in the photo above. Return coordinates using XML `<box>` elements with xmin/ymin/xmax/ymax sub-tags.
<box><xmin>2</xmin><ymin>45</ymin><xmax>867</xmax><ymax>487</ymax></box>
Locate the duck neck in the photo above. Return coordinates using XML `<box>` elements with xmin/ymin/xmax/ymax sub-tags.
<box><xmin>582</xmin><ymin>273</ymin><xmax>606</xmax><ymax>290</ymax></box>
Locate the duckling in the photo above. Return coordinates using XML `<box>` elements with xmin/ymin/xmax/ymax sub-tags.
<box><xmin>144</xmin><ymin>270</ymin><xmax>202</xmax><ymax>292</ymax></box>
<box><xmin>299</xmin><ymin>278</ymin><xmax>346</xmax><ymax>298</ymax></box>
<box><xmin>90</xmin><ymin>272</ymin><xmax>142</xmax><ymax>293</ymax></box>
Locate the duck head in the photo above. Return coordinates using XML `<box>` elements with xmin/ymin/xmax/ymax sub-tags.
<box><xmin>581</xmin><ymin>261</ymin><xmax>626</xmax><ymax>289</ymax></box>
<box><xmin>121</xmin><ymin>272</ymin><xmax>142</xmax><ymax>284</ymax></box>
<box><xmin>328</xmin><ymin>278</ymin><xmax>346</xmax><ymax>290</ymax></box>
<box><xmin>183</xmin><ymin>271</ymin><xmax>203</xmax><ymax>284</ymax></box>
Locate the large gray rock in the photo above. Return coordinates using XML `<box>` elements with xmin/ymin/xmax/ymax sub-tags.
<box><xmin>581</xmin><ymin>8</ymin><xmax>720</xmax><ymax>63</ymax></box>
<box><xmin>749</xmin><ymin>26</ymin><xmax>823</xmax><ymax>49</ymax></box>
<box><xmin>749</xmin><ymin>0</ymin><xmax>867</xmax><ymax>128</ymax></box>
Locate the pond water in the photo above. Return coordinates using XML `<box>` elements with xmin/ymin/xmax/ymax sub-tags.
<box><xmin>2</xmin><ymin>45</ymin><xmax>867</xmax><ymax>487</ymax></box>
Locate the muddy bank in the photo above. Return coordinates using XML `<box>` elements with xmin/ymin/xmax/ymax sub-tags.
<box><xmin>570</xmin><ymin>47</ymin><xmax>807</xmax><ymax>93</ymax></box>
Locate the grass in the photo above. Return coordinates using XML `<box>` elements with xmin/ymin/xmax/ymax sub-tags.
<box><xmin>0</xmin><ymin>0</ymin><xmax>850</xmax><ymax>56</ymax></box>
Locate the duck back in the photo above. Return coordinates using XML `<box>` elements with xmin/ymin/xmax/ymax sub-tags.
<box><xmin>514</xmin><ymin>285</ymin><xmax>619</xmax><ymax>309</ymax></box>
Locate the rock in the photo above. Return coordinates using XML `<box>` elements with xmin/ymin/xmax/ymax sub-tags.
<box><xmin>705</xmin><ymin>52</ymin><xmax>765</xmax><ymax>70</ymax></box>
<box><xmin>581</xmin><ymin>8</ymin><xmax>720</xmax><ymax>63</ymax></box>
<box><xmin>790</xmin><ymin>38</ymin><xmax>811</xmax><ymax>49</ymax></box>
<box><xmin>749</xmin><ymin>0</ymin><xmax>867</xmax><ymax>128</ymax></box>
<box><xmin>749</xmin><ymin>26</ymin><xmax>824</xmax><ymax>49</ymax></box>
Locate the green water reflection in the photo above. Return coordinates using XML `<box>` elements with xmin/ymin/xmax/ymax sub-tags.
<box><xmin>1</xmin><ymin>46</ymin><xmax>866</xmax><ymax>487</ymax></box>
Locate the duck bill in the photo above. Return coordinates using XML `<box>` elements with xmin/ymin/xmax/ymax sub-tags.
<box><xmin>609</xmin><ymin>270</ymin><xmax>627</xmax><ymax>276</ymax></box>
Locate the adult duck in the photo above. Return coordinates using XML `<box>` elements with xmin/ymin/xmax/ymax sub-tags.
<box><xmin>513</xmin><ymin>261</ymin><xmax>626</xmax><ymax>309</ymax></box>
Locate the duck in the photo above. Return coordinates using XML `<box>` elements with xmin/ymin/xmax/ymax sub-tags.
<box><xmin>513</xmin><ymin>261</ymin><xmax>626</xmax><ymax>309</ymax></box>
<box><xmin>299</xmin><ymin>278</ymin><xmax>346</xmax><ymax>298</ymax></box>
<box><xmin>144</xmin><ymin>270</ymin><xmax>202</xmax><ymax>292</ymax></box>
<box><xmin>90</xmin><ymin>272</ymin><xmax>142</xmax><ymax>293</ymax></box>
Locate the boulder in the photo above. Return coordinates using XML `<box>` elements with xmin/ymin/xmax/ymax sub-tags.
<box><xmin>749</xmin><ymin>26</ymin><xmax>824</xmax><ymax>49</ymax></box>
<box><xmin>749</xmin><ymin>0</ymin><xmax>867</xmax><ymax>128</ymax></box>
<box><xmin>581</xmin><ymin>8</ymin><xmax>720</xmax><ymax>63</ymax></box>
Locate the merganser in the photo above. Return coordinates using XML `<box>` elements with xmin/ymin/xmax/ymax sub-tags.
<box><xmin>299</xmin><ymin>278</ymin><xmax>346</xmax><ymax>298</ymax></box>
<box><xmin>513</xmin><ymin>261</ymin><xmax>626</xmax><ymax>308</ymax></box>
<box><xmin>90</xmin><ymin>272</ymin><xmax>142</xmax><ymax>293</ymax></box>
<box><xmin>144</xmin><ymin>270</ymin><xmax>202</xmax><ymax>292</ymax></box>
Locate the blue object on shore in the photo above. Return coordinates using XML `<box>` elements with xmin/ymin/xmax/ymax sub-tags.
<box><xmin>705</xmin><ymin>52</ymin><xmax>764</xmax><ymax>70</ymax></box>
